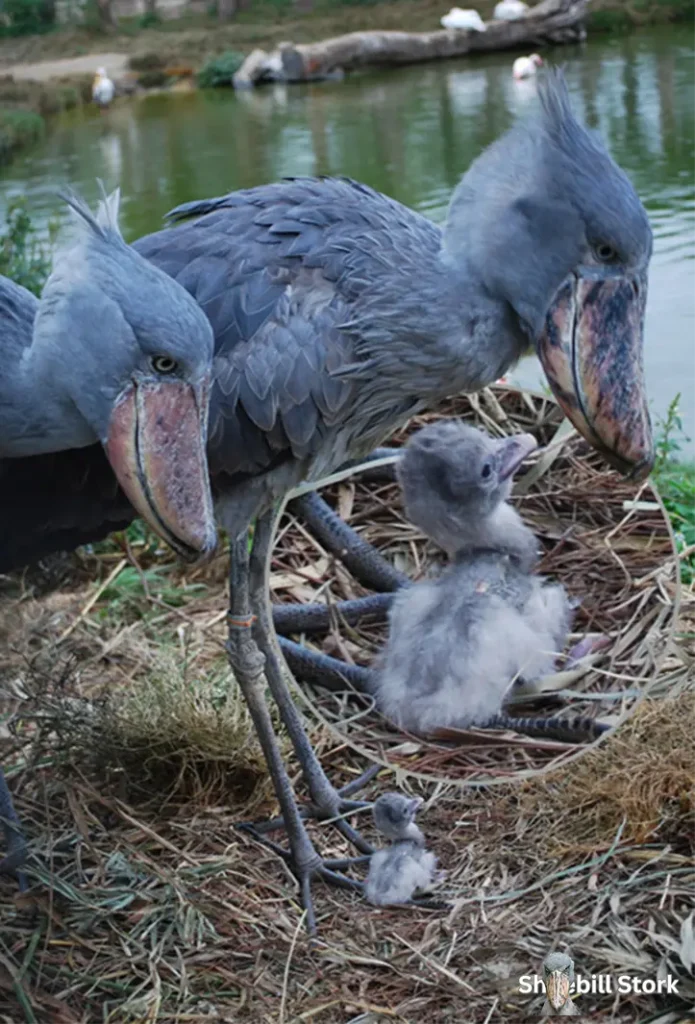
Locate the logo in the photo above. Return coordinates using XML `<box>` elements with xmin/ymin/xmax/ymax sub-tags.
<box><xmin>519</xmin><ymin>950</ymin><xmax>681</xmax><ymax>1015</ymax></box>
<box><xmin>540</xmin><ymin>952</ymin><xmax>578</xmax><ymax>1014</ymax></box>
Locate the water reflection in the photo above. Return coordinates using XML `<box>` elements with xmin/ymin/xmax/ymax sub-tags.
<box><xmin>1</xmin><ymin>26</ymin><xmax>692</xmax><ymax>445</ymax></box>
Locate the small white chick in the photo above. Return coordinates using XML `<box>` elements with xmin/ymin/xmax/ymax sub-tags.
<box><xmin>365</xmin><ymin>793</ymin><xmax>438</xmax><ymax>906</ymax></box>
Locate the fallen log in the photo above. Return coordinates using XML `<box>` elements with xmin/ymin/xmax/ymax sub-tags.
<box><xmin>233</xmin><ymin>0</ymin><xmax>587</xmax><ymax>88</ymax></box>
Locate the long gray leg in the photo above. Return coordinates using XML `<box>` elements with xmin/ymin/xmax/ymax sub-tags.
<box><xmin>0</xmin><ymin>768</ymin><xmax>28</xmax><ymax>889</ymax></box>
<box><xmin>226</xmin><ymin>534</ymin><xmax>345</xmax><ymax>933</ymax></box>
<box><xmin>280</xmin><ymin>641</ymin><xmax>607</xmax><ymax>744</ymax></box>
<box><xmin>278</xmin><ymin>636</ymin><xmax>372</xmax><ymax>693</ymax></box>
<box><xmin>246</xmin><ymin>510</ymin><xmax>377</xmax><ymax>854</ymax></box>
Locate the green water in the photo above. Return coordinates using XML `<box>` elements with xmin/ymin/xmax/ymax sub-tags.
<box><xmin>1</xmin><ymin>26</ymin><xmax>693</xmax><ymax>447</ymax></box>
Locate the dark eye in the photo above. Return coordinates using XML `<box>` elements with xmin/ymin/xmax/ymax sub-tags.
<box><xmin>594</xmin><ymin>243</ymin><xmax>619</xmax><ymax>264</ymax></box>
<box><xmin>151</xmin><ymin>355</ymin><xmax>178</xmax><ymax>375</ymax></box>
<box><xmin>481</xmin><ymin>461</ymin><xmax>493</xmax><ymax>480</ymax></box>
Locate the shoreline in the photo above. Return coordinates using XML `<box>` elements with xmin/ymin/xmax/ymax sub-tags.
<box><xmin>0</xmin><ymin>0</ymin><xmax>691</xmax><ymax>167</ymax></box>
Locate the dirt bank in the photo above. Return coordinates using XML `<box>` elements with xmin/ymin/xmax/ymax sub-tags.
<box><xmin>6</xmin><ymin>52</ymin><xmax>130</xmax><ymax>82</ymax></box>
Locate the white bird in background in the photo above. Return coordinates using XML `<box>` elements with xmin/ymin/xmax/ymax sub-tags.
<box><xmin>92</xmin><ymin>67</ymin><xmax>115</xmax><ymax>110</ymax></box>
<box><xmin>513</xmin><ymin>53</ymin><xmax>544</xmax><ymax>79</ymax></box>
<box><xmin>494</xmin><ymin>0</ymin><xmax>529</xmax><ymax>19</ymax></box>
<box><xmin>440</xmin><ymin>7</ymin><xmax>487</xmax><ymax>31</ymax></box>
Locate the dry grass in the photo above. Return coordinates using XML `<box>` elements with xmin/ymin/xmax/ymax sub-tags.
<box><xmin>274</xmin><ymin>388</ymin><xmax>683</xmax><ymax>783</ymax></box>
<box><xmin>516</xmin><ymin>691</ymin><xmax>695</xmax><ymax>853</ymax></box>
<box><xmin>0</xmin><ymin>387</ymin><xmax>693</xmax><ymax>1023</ymax></box>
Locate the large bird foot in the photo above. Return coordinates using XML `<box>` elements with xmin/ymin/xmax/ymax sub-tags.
<box><xmin>0</xmin><ymin>768</ymin><xmax>28</xmax><ymax>891</ymax></box>
<box><xmin>238</xmin><ymin>763</ymin><xmax>380</xmax><ymax>853</ymax></box>
<box><xmin>226</xmin><ymin>617</ymin><xmax>358</xmax><ymax>933</ymax></box>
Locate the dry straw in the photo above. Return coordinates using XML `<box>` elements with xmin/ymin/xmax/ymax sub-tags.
<box><xmin>0</xmin><ymin>386</ymin><xmax>692</xmax><ymax>1023</ymax></box>
<box><xmin>273</xmin><ymin>387</ymin><xmax>682</xmax><ymax>784</ymax></box>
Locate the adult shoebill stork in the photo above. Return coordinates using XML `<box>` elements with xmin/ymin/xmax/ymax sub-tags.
<box><xmin>0</xmin><ymin>72</ymin><xmax>654</xmax><ymax>929</ymax></box>
<box><xmin>0</xmin><ymin>189</ymin><xmax>218</xmax><ymax>876</ymax></box>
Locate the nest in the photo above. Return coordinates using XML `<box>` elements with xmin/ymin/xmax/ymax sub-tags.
<box><xmin>271</xmin><ymin>386</ymin><xmax>681</xmax><ymax>784</ymax></box>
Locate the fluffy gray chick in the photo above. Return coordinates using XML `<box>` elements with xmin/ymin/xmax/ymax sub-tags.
<box><xmin>373</xmin><ymin>420</ymin><xmax>574</xmax><ymax>734</ymax></box>
<box><xmin>365</xmin><ymin>794</ymin><xmax>438</xmax><ymax>906</ymax></box>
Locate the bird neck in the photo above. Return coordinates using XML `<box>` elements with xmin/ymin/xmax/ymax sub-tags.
<box><xmin>346</xmin><ymin>252</ymin><xmax>527</xmax><ymax>419</ymax></box>
<box><xmin>450</xmin><ymin>502</ymin><xmax>540</xmax><ymax>572</ymax></box>
<box><xmin>0</xmin><ymin>322</ymin><xmax>95</xmax><ymax>457</ymax></box>
<box><xmin>396</xmin><ymin>822</ymin><xmax>425</xmax><ymax>847</ymax></box>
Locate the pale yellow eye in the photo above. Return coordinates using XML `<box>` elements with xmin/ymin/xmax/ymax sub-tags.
<box><xmin>594</xmin><ymin>242</ymin><xmax>619</xmax><ymax>263</ymax></box>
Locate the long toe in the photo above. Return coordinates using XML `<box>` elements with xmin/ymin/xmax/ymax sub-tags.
<box><xmin>236</xmin><ymin>820</ymin><xmax>369</xmax><ymax>932</ymax></box>
<box><xmin>273</xmin><ymin>592</ymin><xmax>394</xmax><ymax>637</ymax></box>
<box><xmin>290</xmin><ymin>491</ymin><xmax>408</xmax><ymax>593</ymax></box>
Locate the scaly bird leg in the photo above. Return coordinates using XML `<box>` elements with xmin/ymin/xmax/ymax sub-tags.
<box><xmin>276</xmin><ymin>484</ymin><xmax>407</xmax><ymax>639</ymax></box>
<box><xmin>273</xmin><ymin>447</ymin><xmax>404</xmax><ymax>637</ymax></box>
<box><xmin>228</xmin><ymin>524</ymin><xmax>374</xmax><ymax>933</ymax></box>
<box><xmin>0</xmin><ymin>767</ymin><xmax>28</xmax><ymax>889</ymax></box>
<box><xmin>242</xmin><ymin>509</ymin><xmax>378</xmax><ymax>855</ymax></box>
<box><xmin>273</xmin><ymin>592</ymin><xmax>395</xmax><ymax>637</ymax></box>
<box><xmin>281</xmin><ymin>640</ymin><xmax>607</xmax><ymax>744</ymax></box>
<box><xmin>288</xmin><ymin>491</ymin><xmax>408</xmax><ymax>593</ymax></box>
<box><xmin>278</xmin><ymin>636</ymin><xmax>372</xmax><ymax>693</ymax></box>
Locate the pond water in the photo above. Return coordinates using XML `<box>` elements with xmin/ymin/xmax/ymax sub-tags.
<box><xmin>1</xmin><ymin>25</ymin><xmax>693</xmax><ymax>451</ymax></box>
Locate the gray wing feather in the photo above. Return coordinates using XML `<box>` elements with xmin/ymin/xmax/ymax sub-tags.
<box><xmin>134</xmin><ymin>177</ymin><xmax>441</xmax><ymax>483</ymax></box>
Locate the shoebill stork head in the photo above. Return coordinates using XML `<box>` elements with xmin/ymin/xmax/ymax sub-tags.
<box><xmin>399</xmin><ymin>419</ymin><xmax>537</xmax><ymax>525</ymax></box>
<box><xmin>372</xmin><ymin>793</ymin><xmax>424</xmax><ymax>842</ymax></box>
<box><xmin>542</xmin><ymin>951</ymin><xmax>576</xmax><ymax>1011</ymax></box>
<box><xmin>445</xmin><ymin>68</ymin><xmax>654</xmax><ymax>481</ymax></box>
<box><xmin>35</xmin><ymin>188</ymin><xmax>217</xmax><ymax>559</ymax></box>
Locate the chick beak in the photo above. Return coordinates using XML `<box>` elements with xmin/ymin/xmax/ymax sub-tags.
<box><xmin>537</xmin><ymin>271</ymin><xmax>654</xmax><ymax>482</ymax></box>
<box><xmin>104</xmin><ymin>377</ymin><xmax>217</xmax><ymax>561</ymax></box>
<box><xmin>545</xmin><ymin>970</ymin><xmax>572</xmax><ymax>1011</ymax></box>
<box><xmin>497</xmin><ymin>432</ymin><xmax>538</xmax><ymax>481</ymax></box>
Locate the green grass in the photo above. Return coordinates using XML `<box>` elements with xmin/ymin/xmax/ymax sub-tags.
<box><xmin>0</xmin><ymin>195</ymin><xmax>57</xmax><ymax>294</ymax></box>
<box><xmin>196</xmin><ymin>49</ymin><xmax>245</xmax><ymax>88</ymax></box>
<box><xmin>0</xmin><ymin>109</ymin><xmax>44</xmax><ymax>167</ymax></box>
<box><xmin>652</xmin><ymin>394</ymin><xmax>694</xmax><ymax>585</ymax></box>
<box><xmin>99</xmin><ymin>564</ymin><xmax>207</xmax><ymax>620</ymax></box>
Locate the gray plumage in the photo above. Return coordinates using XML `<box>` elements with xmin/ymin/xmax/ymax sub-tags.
<box><xmin>1</xmin><ymin>70</ymin><xmax>643</xmax><ymax>916</ymax></box>
<box><xmin>1</xmin><ymin>187</ymin><xmax>214</xmax><ymax>458</ymax></box>
<box><xmin>133</xmin><ymin>68</ymin><xmax>652</xmax><ymax>541</ymax></box>
<box><xmin>0</xmin><ymin>187</ymin><xmax>218</xmax><ymax>880</ymax></box>
<box><xmin>365</xmin><ymin>794</ymin><xmax>438</xmax><ymax>906</ymax></box>
<box><xmin>373</xmin><ymin>420</ymin><xmax>574</xmax><ymax>734</ymax></box>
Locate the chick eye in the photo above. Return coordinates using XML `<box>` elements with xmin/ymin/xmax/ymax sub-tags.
<box><xmin>594</xmin><ymin>242</ymin><xmax>619</xmax><ymax>264</ymax></box>
<box><xmin>481</xmin><ymin>461</ymin><xmax>493</xmax><ymax>480</ymax></box>
<box><xmin>151</xmin><ymin>355</ymin><xmax>178</xmax><ymax>375</ymax></box>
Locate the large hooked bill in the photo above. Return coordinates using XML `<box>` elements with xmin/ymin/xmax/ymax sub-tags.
<box><xmin>537</xmin><ymin>271</ymin><xmax>654</xmax><ymax>482</ymax></box>
<box><xmin>105</xmin><ymin>377</ymin><xmax>217</xmax><ymax>561</ymax></box>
